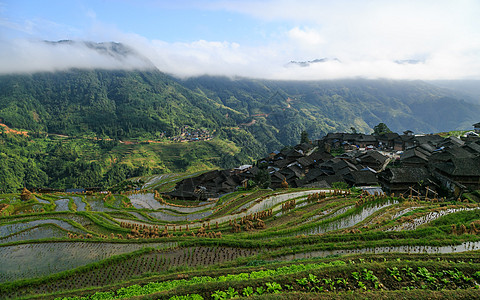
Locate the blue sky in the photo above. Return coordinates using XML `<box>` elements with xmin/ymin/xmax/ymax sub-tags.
<box><xmin>1</xmin><ymin>0</ymin><xmax>480</xmax><ymax>79</ymax></box>
<box><xmin>1</xmin><ymin>1</ymin><xmax>287</xmax><ymax>44</ymax></box>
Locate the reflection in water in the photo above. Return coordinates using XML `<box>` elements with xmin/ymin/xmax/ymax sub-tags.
<box><xmin>275</xmin><ymin>240</ymin><xmax>480</xmax><ymax>261</ymax></box>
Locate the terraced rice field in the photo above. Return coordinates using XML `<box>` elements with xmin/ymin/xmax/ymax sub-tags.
<box><xmin>2</xmin><ymin>187</ymin><xmax>480</xmax><ymax>299</ymax></box>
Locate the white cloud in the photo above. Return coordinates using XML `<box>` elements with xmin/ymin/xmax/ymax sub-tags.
<box><xmin>287</xmin><ymin>27</ymin><xmax>324</xmax><ymax>46</ymax></box>
<box><xmin>1</xmin><ymin>0</ymin><xmax>479</xmax><ymax>80</ymax></box>
<box><xmin>0</xmin><ymin>39</ymin><xmax>152</xmax><ymax>74</ymax></box>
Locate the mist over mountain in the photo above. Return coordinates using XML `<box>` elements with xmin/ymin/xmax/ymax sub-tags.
<box><xmin>0</xmin><ymin>40</ymin><xmax>155</xmax><ymax>74</ymax></box>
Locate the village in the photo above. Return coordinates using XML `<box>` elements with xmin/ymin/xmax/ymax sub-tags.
<box><xmin>169</xmin><ymin>123</ymin><xmax>480</xmax><ymax>201</ymax></box>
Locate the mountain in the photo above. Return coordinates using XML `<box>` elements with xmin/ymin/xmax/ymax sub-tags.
<box><xmin>181</xmin><ymin>76</ymin><xmax>480</xmax><ymax>139</ymax></box>
<box><xmin>1</xmin><ymin>66</ymin><xmax>480</xmax><ymax>192</ymax></box>
<box><xmin>2</xmin><ymin>69</ymin><xmax>480</xmax><ymax>149</ymax></box>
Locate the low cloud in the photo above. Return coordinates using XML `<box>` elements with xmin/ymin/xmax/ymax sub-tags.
<box><xmin>1</xmin><ymin>35</ymin><xmax>479</xmax><ymax>80</ymax></box>
<box><xmin>1</xmin><ymin>0</ymin><xmax>479</xmax><ymax>80</ymax></box>
<box><xmin>0</xmin><ymin>39</ymin><xmax>152</xmax><ymax>74</ymax></box>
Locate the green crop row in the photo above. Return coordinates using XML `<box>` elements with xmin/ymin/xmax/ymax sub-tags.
<box><xmin>53</xmin><ymin>260</ymin><xmax>348</xmax><ymax>299</ymax></box>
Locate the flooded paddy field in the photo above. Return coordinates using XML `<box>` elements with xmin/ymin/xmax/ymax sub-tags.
<box><xmin>2</xmin><ymin>188</ymin><xmax>480</xmax><ymax>299</ymax></box>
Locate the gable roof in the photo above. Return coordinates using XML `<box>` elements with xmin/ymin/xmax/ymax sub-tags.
<box><xmin>380</xmin><ymin>167</ymin><xmax>430</xmax><ymax>183</ymax></box>
<box><xmin>357</xmin><ymin>151</ymin><xmax>388</xmax><ymax>164</ymax></box>
<box><xmin>413</xmin><ymin>135</ymin><xmax>444</xmax><ymax>147</ymax></box>
<box><xmin>377</xmin><ymin>132</ymin><xmax>400</xmax><ymax>141</ymax></box>
<box><xmin>297</xmin><ymin>156</ymin><xmax>315</xmax><ymax>167</ymax></box>
<box><xmin>463</xmin><ymin>142</ymin><xmax>480</xmax><ymax>154</ymax></box>
<box><xmin>400</xmin><ymin>148</ymin><xmax>429</xmax><ymax>162</ymax></box>
<box><xmin>434</xmin><ymin>157</ymin><xmax>480</xmax><ymax>176</ymax></box>
<box><xmin>352</xmin><ymin>170</ymin><xmax>378</xmax><ymax>185</ymax></box>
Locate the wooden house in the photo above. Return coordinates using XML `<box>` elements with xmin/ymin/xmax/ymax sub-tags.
<box><xmin>378</xmin><ymin>167</ymin><xmax>430</xmax><ymax>196</ymax></box>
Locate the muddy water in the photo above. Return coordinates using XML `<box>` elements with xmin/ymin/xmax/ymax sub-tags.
<box><xmin>72</xmin><ymin>197</ymin><xmax>86</xmax><ymax>211</ymax></box>
<box><xmin>274</xmin><ymin>240</ymin><xmax>480</xmax><ymax>261</ymax></box>
<box><xmin>390</xmin><ymin>207</ymin><xmax>480</xmax><ymax>231</ymax></box>
<box><xmin>0</xmin><ymin>219</ymin><xmax>85</xmax><ymax>237</ymax></box>
<box><xmin>0</xmin><ymin>225</ymin><xmax>67</xmax><ymax>244</ymax></box>
<box><xmin>148</xmin><ymin>210</ymin><xmax>213</xmax><ymax>222</ymax></box>
<box><xmin>298</xmin><ymin>205</ymin><xmax>355</xmax><ymax>225</ymax></box>
<box><xmin>129</xmin><ymin>194</ymin><xmax>162</xmax><ymax>210</ymax></box>
<box><xmin>0</xmin><ymin>241</ymin><xmax>177</xmax><ymax>282</ymax></box>
<box><xmin>209</xmin><ymin>190</ymin><xmax>341</xmax><ymax>227</ymax></box>
<box><xmin>276</xmin><ymin>200</ymin><xmax>398</xmax><ymax>238</ymax></box>
<box><xmin>54</xmin><ymin>199</ymin><xmax>70</xmax><ymax>211</ymax></box>
<box><xmin>115</xmin><ymin>190</ymin><xmax>341</xmax><ymax>228</ymax></box>
<box><xmin>87</xmin><ymin>199</ymin><xmax>116</xmax><ymax>212</ymax></box>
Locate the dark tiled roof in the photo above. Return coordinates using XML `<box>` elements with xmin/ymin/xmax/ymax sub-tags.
<box><xmin>297</xmin><ymin>156</ymin><xmax>315</xmax><ymax>167</ymax></box>
<box><xmin>346</xmin><ymin>170</ymin><xmax>378</xmax><ymax>186</ymax></box>
<box><xmin>356</xmin><ymin>134</ymin><xmax>377</xmax><ymax>142</ymax></box>
<box><xmin>357</xmin><ymin>151</ymin><xmax>388</xmax><ymax>164</ymax></box>
<box><xmin>439</xmin><ymin>136</ymin><xmax>465</xmax><ymax>147</ymax></box>
<box><xmin>308</xmin><ymin>151</ymin><xmax>333</xmax><ymax>161</ymax></box>
<box><xmin>463</xmin><ymin>142</ymin><xmax>480</xmax><ymax>154</ymax></box>
<box><xmin>381</xmin><ymin>167</ymin><xmax>429</xmax><ymax>183</ymax></box>
<box><xmin>413</xmin><ymin>135</ymin><xmax>444</xmax><ymax>147</ymax></box>
<box><xmin>378</xmin><ymin>133</ymin><xmax>400</xmax><ymax>140</ymax></box>
<box><xmin>434</xmin><ymin>157</ymin><xmax>480</xmax><ymax>176</ymax></box>
<box><xmin>302</xmin><ymin>180</ymin><xmax>331</xmax><ymax>188</ymax></box>
<box><xmin>400</xmin><ymin>148</ymin><xmax>429</xmax><ymax>162</ymax></box>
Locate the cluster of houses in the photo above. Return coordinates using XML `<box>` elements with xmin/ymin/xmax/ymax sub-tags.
<box><xmin>169</xmin><ymin>125</ymin><xmax>480</xmax><ymax>201</ymax></box>
<box><xmin>170</xmin><ymin>126</ymin><xmax>212</xmax><ymax>142</ymax></box>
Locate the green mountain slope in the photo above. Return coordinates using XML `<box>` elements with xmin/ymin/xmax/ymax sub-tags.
<box><xmin>182</xmin><ymin>77</ymin><xmax>480</xmax><ymax>140</ymax></box>
<box><xmin>1</xmin><ymin>69</ymin><xmax>480</xmax><ymax>191</ymax></box>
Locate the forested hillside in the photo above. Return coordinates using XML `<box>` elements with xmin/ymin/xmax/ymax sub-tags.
<box><xmin>1</xmin><ymin>69</ymin><xmax>480</xmax><ymax>192</ymax></box>
<box><xmin>182</xmin><ymin>76</ymin><xmax>480</xmax><ymax>141</ymax></box>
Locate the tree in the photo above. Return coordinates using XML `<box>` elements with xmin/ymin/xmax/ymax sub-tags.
<box><xmin>300</xmin><ymin>130</ymin><xmax>310</xmax><ymax>144</ymax></box>
<box><xmin>254</xmin><ymin>168</ymin><xmax>271</xmax><ymax>189</ymax></box>
<box><xmin>373</xmin><ymin>123</ymin><xmax>392</xmax><ymax>136</ymax></box>
<box><xmin>350</xmin><ymin>127</ymin><xmax>357</xmax><ymax>134</ymax></box>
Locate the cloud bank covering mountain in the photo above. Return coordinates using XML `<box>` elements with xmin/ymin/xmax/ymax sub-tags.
<box><xmin>1</xmin><ymin>0</ymin><xmax>480</xmax><ymax>80</ymax></box>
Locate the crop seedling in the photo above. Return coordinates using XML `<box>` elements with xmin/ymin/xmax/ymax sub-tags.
<box><xmin>336</xmin><ymin>278</ymin><xmax>348</xmax><ymax>286</ymax></box>
<box><xmin>211</xmin><ymin>290</ymin><xmax>227</xmax><ymax>300</ymax></box>
<box><xmin>296</xmin><ymin>277</ymin><xmax>309</xmax><ymax>286</ymax></box>
<box><xmin>357</xmin><ymin>281</ymin><xmax>367</xmax><ymax>291</ymax></box>
<box><xmin>352</xmin><ymin>271</ymin><xmax>361</xmax><ymax>281</ymax></box>
<box><xmin>265</xmin><ymin>282</ymin><xmax>282</xmax><ymax>293</ymax></box>
<box><xmin>225</xmin><ymin>287</ymin><xmax>238</xmax><ymax>298</ymax></box>
<box><xmin>308</xmin><ymin>273</ymin><xmax>320</xmax><ymax>284</ymax></box>
<box><xmin>255</xmin><ymin>286</ymin><xmax>265</xmax><ymax>295</ymax></box>
<box><xmin>387</xmin><ymin>267</ymin><xmax>402</xmax><ymax>281</ymax></box>
<box><xmin>242</xmin><ymin>286</ymin><xmax>254</xmax><ymax>297</ymax></box>
<box><xmin>402</xmin><ymin>266</ymin><xmax>417</xmax><ymax>280</ymax></box>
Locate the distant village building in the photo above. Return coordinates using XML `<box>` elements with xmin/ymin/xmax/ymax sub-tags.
<box><xmin>168</xmin><ymin>128</ymin><xmax>480</xmax><ymax>201</ymax></box>
<box><xmin>474</xmin><ymin>122</ymin><xmax>480</xmax><ymax>134</ymax></box>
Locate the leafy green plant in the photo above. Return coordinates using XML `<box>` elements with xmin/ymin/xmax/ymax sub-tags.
<box><xmin>255</xmin><ymin>287</ymin><xmax>265</xmax><ymax>295</ymax></box>
<box><xmin>265</xmin><ymin>282</ymin><xmax>282</xmax><ymax>294</ymax></box>
<box><xmin>387</xmin><ymin>267</ymin><xmax>402</xmax><ymax>282</ymax></box>
<box><xmin>296</xmin><ymin>277</ymin><xmax>309</xmax><ymax>286</ymax></box>
<box><xmin>403</xmin><ymin>266</ymin><xmax>417</xmax><ymax>280</ymax></box>
<box><xmin>352</xmin><ymin>271</ymin><xmax>361</xmax><ymax>281</ymax></box>
<box><xmin>225</xmin><ymin>287</ymin><xmax>238</xmax><ymax>299</ymax></box>
<box><xmin>308</xmin><ymin>273</ymin><xmax>320</xmax><ymax>284</ymax></box>
<box><xmin>211</xmin><ymin>290</ymin><xmax>227</xmax><ymax>300</ymax></box>
<box><xmin>242</xmin><ymin>286</ymin><xmax>254</xmax><ymax>297</ymax></box>
<box><xmin>336</xmin><ymin>278</ymin><xmax>348</xmax><ymax>286</ymax></box>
